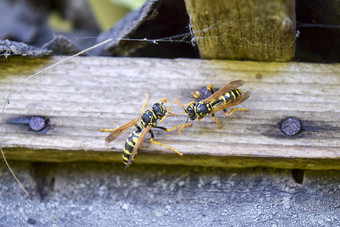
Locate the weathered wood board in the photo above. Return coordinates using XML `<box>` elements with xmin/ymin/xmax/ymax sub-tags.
<box><xmin>0</xmin><ymin>56</ymin><xmax>339</xmax><ymax>169</ymax></box>
<box><xmin>184</xmin><ymin>0</ymin><xmax>296</xmax><ymax>61</ymax></box>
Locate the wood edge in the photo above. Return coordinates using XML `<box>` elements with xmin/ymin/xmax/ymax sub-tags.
<box><xmin>3</xmin><ymin>148</ymin><xmax>340</xmax><ymax>170</ymax></box>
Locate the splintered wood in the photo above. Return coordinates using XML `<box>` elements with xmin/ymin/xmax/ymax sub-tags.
<box><xmin>0</xmin><ymin>57</ymin><xmax>339</xmax><ymax>169</ymax></box>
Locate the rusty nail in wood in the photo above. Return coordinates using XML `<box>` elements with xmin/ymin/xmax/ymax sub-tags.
<box><xmin>7</xmin><ymin>116</ymin><xmax>50</xmax><ymax>132</ymax></box>
<box><xmin>281</xmin><ymin>117</ymin><xmax>301</xmax><ymax>136</ymax></box>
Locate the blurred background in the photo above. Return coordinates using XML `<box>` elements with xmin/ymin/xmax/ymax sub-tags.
<box><xmin>87</xmin><ymin>0</ymin><xmax>145</xmax><ymax>30</ymax></box>
<box><xmin>0</xmin><ymin>0</ymin><xmax>339</xmax><ymax>61</ymax></box>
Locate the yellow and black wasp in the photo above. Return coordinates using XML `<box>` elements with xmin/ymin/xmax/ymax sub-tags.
<box><xmin>175</xmin><ymin>80</ymin><xmax>251</xmax><ymax>132</ymax></box>
<box><xmin>100</xmin><ymin>91</ymin><xmax>190</xmax><ymax>169</ymax></box>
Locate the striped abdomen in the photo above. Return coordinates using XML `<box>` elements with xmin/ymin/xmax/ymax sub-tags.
<box><xmin>122</xmin><ymin>129</ymin><xmax>141</xmax><ymax>165</ymax></box>
<box><xmin>217</xmin><ymin>89</ymin><xmax>242</xmax><ymax>105</ymax></box>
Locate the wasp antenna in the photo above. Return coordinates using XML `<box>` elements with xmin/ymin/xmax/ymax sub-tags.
<box><xmin>142</xmin><ymin>90</ymin><xmax>150</xmax><ymax>113</ymax></box>
<box><xmin>169</xmin><ymin>112</ymin><xmax>178</xmax><ymax>117</ymax></box>
<box><xmin>156</xmin><ymin>98</ymin><xmax>169</xmax><ymax>103</ymax></box>
<box><xmin>186</xmin><ymin>101</ymin><xmax>195</xmax><ymax>108</ymax></box>
<box><xmin>177</xmin><ymin>124</ymin><xmax>185</xmax><ymax>134</ymax></box>
<box><xmin>174</xmin><ymin>98</ymin><xmax>184</xmax><ymax>109</ymax></box>
<box><xmin>177</xmin><ymin>117</ymin><xmax>189</xmax><ymax>134</ymax></box>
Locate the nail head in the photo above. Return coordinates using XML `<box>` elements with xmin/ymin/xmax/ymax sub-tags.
<box><xmin>281</xmin><ymin>117</ymin><xmax>301</xmax><ymax>136</ymax></box>
<box><xmin>29</xmin><ymin>117</ymin><xmax>46</xmax><ymax>131</ymax></box>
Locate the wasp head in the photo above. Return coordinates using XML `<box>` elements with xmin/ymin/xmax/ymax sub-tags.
<box><xmin>152</xmin><ymin>103</ymin><xmax>167</xmax><ymax>119</ymax></box>
<box><xmin>185</xmin><ymin>103</ymin><xmax>197</xmax><ymax>121</ymax></box>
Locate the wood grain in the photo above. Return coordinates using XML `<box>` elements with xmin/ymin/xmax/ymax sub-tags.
<box><xmin>0</xmin><ymin>56</ymin><xmax>339</xmax><ymax>169</ymax></box>
<box><xmin>184</xmin><ymin>0</ymin><xmax>296</xmax><ymax>61</ymax></box>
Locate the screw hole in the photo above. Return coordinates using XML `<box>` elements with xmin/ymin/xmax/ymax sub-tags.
<box><xmin>292</xmin><ymin>169</ymin><xmax>304</xmax><ymax>184</ymax></box>
<box><xmin>32</xmin><ymin>162</ymin><xmax>56</xmax><ymax>201</ymax></box>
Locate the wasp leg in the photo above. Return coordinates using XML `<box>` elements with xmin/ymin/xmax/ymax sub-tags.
<box><xmin>142</xmin><ymin>90</ymin><xmax>150</xmax><ymax>113</ymax></box>
<box><xmin>208</xmin><ymin>83</ymin><xmax>214</xmax><ymax>93</ymax></box>
<box><xmin>191</xmin><ymin>91</ymin><xmax>201</xmax><ymax>99</ymax></box>
<box><xmin>149</xmin><ymin>129</ymin><xmax>183</xmax><ymax>156</ymax></box>
<box><xmin>224</xmin><ymin>108</ymin><xmax>249</xmax><ymax>117</ymax></box>
<box><xmin>211</xmin><ymin>114</ymin><xmax>222</xmax><ymax>127</ymax></box>
<box><xmin>192</xmin><ymin>84</ymin><xmax>215</xmax><ymax>100</ymax></box>
<box><xmin>100</xmin><ymin>128</ymin><xmax>115</xmax><ymax>132</ymax></box>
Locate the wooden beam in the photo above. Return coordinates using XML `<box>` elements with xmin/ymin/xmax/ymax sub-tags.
<box><xmin>0</xmin><ymin>56</ymin><xmax>339</xmax><ymax>169</ymax></box>
<box><xmin>184</xmin><ymin>0</ymin><xmax>296</xmax><ymax>61</ymax></box>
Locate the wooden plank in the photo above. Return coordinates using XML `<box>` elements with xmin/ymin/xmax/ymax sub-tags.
<box><xmin>0</xmin><ymin>56</ymin><xmax>340</xmax><ymax>169</ymax></box>
<box><xmin>184</xmin><ymin>0</ymin><xmax>296</xmax><ymax>61</ymax></box>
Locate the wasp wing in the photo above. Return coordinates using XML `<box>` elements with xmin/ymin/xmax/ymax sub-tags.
<box><xmin>208</xmin><ymin>91</ymin><xmax>251</xmax><ymax>115</ymax></box>
<box><xmin>105</xmin><ymin>116</ymin><xmax>142</xmax><ymax>143</ymax></box>
<box><xmin>202</xmin><ymin>80</ymin><xmax>245</xmax><ymax>103</ymax></box>
<box><xmin>124</xmin><ymin>124</ymin><xmax>152</xmax><ymax>169</ymax></box>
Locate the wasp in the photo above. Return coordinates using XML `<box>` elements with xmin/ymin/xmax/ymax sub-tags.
<box><xmin>175</xmin><ymin>80</ymin><xmax>251</xmax><ymax>132</ymax></box>
<box><xmin>100</xmin><ymin>91</ymin><xmax>190</xmax><ymax>169</ymax></box>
